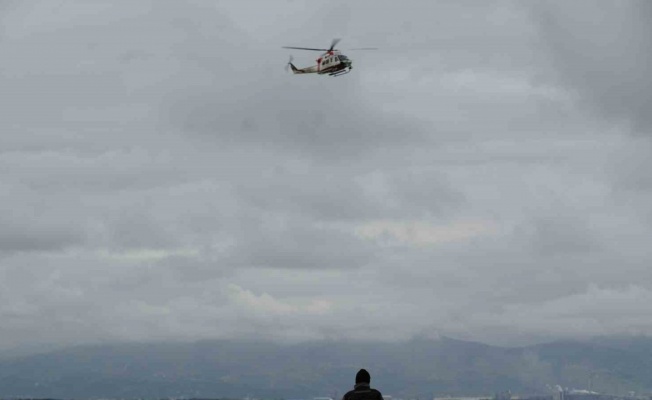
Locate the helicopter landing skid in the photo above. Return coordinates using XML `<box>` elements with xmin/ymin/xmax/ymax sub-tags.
<box><xmin>329</xmin><ymin>68</ymin><xmax>351</xmax><ymax>77</ymax></box>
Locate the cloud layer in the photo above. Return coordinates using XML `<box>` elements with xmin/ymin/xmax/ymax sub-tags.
<box><xmin>1</xmin><ymin>0</ymin><xmax>652</xmax><ymax>351</ymax></box>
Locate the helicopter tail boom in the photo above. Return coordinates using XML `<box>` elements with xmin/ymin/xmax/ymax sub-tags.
<box><xmin>288</xmin><ymin>62</ymin><xmax>302</xmax><ymax>74</ymax></box>
<box><xmin>287</xmin><ymin>62</ymin><xmax>318</xmax><ymax>74</ymax></box>
<box><xmin>285</xmin><ymin>55</ymin><xmax>314</xmax><ymax>74</ymax></box>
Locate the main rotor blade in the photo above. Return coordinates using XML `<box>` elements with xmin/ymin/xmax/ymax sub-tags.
<box><xmin>282</xmin><ymin>46</ymin><xmax>328</xmax><ymax>51</ymax></box>
<box><xmin>329</xmin><ymin>38</ymin><xmax>341</xmax><ymax>51</ymax></box>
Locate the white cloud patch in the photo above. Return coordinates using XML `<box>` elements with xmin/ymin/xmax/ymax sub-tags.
<box><xmin>355</xmin><ymin>220</ymin><xmax>498</xmax><ymax>247</ymax></box>
<box><xmin>227</xmin><ymin>284</ymin><xmax>332</xmax><ymax>317</ymax></box>
<box><xmin>98</xmin><ymin>248</ymin><xmax>200</xmax><ymax>262</ymax></box>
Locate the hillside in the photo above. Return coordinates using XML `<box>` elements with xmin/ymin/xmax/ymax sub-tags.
<box><xmin>1</xmin><ymin>337</ymin><xmax>651</xmax><ymax>399</ymax></box>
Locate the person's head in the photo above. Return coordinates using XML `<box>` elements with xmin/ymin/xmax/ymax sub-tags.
<box><xmin>355</xmin><ymin>369</ymin><xmax>370</xmax><ymax>385</ymax></box>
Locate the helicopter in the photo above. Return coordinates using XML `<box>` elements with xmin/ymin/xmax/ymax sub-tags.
<box><xmin>283</xmin><ymin>39</ymin><xmax>376</xmax><ymax>77</ymax></box>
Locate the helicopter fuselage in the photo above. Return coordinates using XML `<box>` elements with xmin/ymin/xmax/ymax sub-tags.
<box><xmin>289</xmin><ymin>50</ymin><xmax>352</xmax><ymax>77</ymax></box>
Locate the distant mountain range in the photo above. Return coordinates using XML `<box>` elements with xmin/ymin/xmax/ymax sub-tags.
<box><xmin>1</xmin><ymin>336</ymin><xmax>651</xmax><ymax>399</ymax></box>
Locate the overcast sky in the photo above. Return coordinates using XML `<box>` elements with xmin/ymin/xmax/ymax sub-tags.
<box><xmin>1</xmin><ymin>0</ymin><xmax>652</xmax><ymax>352</ymax></box>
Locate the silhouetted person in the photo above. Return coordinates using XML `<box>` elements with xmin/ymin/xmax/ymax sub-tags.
<box><xmin>342</xmin><ymin>369</ymin><xmax>384</xmax><ymax>400</ymax></box>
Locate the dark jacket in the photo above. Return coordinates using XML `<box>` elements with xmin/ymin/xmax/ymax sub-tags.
<box><xmin>342</xmin><ymin>383</ymin><xmax>384</xmax><ymax>400</ymax></box>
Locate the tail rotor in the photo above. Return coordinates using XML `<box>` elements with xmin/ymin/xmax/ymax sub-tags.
<box><xmin>285</xmin><ymin>55</ymin><xmax>294</xmax><ymax>72</ymax></box>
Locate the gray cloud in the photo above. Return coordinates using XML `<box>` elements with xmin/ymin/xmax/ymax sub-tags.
<box><xmin>222</xmin><ymin>219</ymin><xmax>375</xmax><ymax>270</ymax></box>
<box><xmin>0</xmin><ymin>222</ymin><xmax>83</xmax><ymax>253</ymax></box>
<box><xmin>532</xmin><ymin>1</ymin><xmax>652</xmax><ymax>132</ymax></box>
<box><xmin>1</xmin><ymin>0</ymin><xmax>652</xmax><ymax>351</ymax></box>
<box><xmin>0</xmin><ymin>184</ymin><xmax>87</xmax><ymax>254</ymax></box>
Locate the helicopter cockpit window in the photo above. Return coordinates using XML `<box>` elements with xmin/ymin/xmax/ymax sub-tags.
<box><xmin>339</xmin><ymin>54</ymin><xmax>348</xmax><ymax>60</ymax></box>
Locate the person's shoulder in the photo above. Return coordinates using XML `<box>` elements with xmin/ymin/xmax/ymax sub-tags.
<box><xmin>343</xmin><ymin>390</ymin><xmax>357</xmax><ymax>400</ymax></box>
<box><xmin>370</xmin><ymin>389</ymin><xmax>383</xmax><ymax>399</ymax></box>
